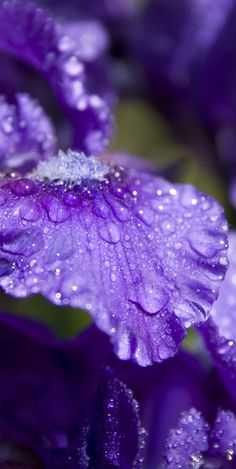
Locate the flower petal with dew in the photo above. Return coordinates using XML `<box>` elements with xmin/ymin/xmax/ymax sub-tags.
<box><xmin>0</xmin><ymin>149</ymin><xmax>228</xmax><ymax>366</ymax></box>
<box><xmin>164</xmin><ymin>408</ymin><xmax>236</xmax><ymax>468</ymax></box>
<box><xmin>202</xmin><ymin>231</ymin><xmax>236</xmax><ymax>402</ymax></box>
<box><xmin>0</xmin><ymin>0</ymin><xmax>113</xmax><ymax>154</ymax></box>
<box><xmin>0</xmin><ymin>93</ymin><xmax>56</xmax><ymax>173</ymax></box>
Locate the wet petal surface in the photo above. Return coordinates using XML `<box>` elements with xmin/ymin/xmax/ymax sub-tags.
<box><xmin>0</xmin><ymin>93</ymin><xmax>56</xmax><ymax>172</ymax></box>
<box><xmin>0</xmin><ymin>151</ymin><xmax>228</xmax><ymax>365</ymax></box>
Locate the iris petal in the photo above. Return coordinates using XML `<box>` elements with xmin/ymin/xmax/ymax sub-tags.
<box><xmin>0</xmin><ymin>151</ymin><xmax>228</xmax><ymax>365</ymax></box>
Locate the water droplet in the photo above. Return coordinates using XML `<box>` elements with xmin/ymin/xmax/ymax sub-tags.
<box><xmin>20</xmin><ymin>200</ymin><xmax>41</xmax><ymax>222</ymax></box>
<box><xmin>64</xmin><ymin>56</ymin><xmax>84</xmax><ymax>76</ymax></box>
<box><xmin>188</xmin><ymin>230</ymin><xmax>225</xmax><ymax>258</ymax></box>
<box><xmin>43</xmin><ymin>196</ymin><xmax>70</xmax><ymax>223</ymax></box>
<box><xmin>98</xmin><ymin>222</ymin><xmax>121</xmax><ymax>244</ymax></box>
<box><xmin>11</xmin><ymin>179</ymin><xmax>36</xmax><ymax>196</ymax></box>
<box><xmin>63</xmin><ymin>192</ymin><xmax>80</xmax><ymax>207</ymax></box>
<box><xmin>136</xmin><ymin>206</ymin><xmax>154</xmax><ymax>225</ymax></box>
<box><xmin>93</xmin><ymin>198</ymin><xmax>109</xmax><ymax>219</ymax></box>
<box><xmin>129</xmin><ymin>273</ymin><xmax>169</xmax><ymax>315</ymax></box>
<box><xmin>105</xmin><ymin>194</ymin><xmax>131</xmax><ymax>221</ymax></box>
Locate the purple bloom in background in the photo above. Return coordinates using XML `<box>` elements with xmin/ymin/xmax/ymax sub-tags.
<box><xmin>38</xmin><ymin>0</ymin><xmax>134</xmax><ymax>24</ymax></box>
<box><xmin>129</xmin><ymin>0</ymin><xmax>236</xmax><ymax>205</ymax></box>
<box><xmin>0</xmin><ymin>0</ymin><xmax>114</xmax><ymax>155</ymax></box>
<box><xmin>0</xmin><ymin>93</ymin><xmax>56</xmax><ymax>172</ymax></box>
<box><xmin>0</xmin><ymin>313</ymin><xmax>145</xmax><ymax>468</ymax></box>
<box><xmin>202</xmin><ymin>231</ymin><xmax>236</xmax><ymax>402</ymax></box>
<box><xmin>164</xmin><ymin>408</ymin><xmax>236</xmax><ymax>468</ymax></box>
<box><xmin>0</xmin><ymin>149</ymin><xmax>228</xmax><ymax>365</ymax></box>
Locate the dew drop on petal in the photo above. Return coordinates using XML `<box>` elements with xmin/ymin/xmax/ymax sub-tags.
<box><xmin>10</xmin><ymin>179</ymin><xmax>36</xmax><ymax>196</ymax></box>
<box><xmin>43</xmin><ymin>196</ymin><xmax>70</xmax><ymax>223</ymax></box>
<box><xmin>98</xmin><ymin>222</ymin><xmax>121</xmax><ymax>244</ymax></box>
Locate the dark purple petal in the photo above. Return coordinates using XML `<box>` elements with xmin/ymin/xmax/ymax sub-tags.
<box><xmin>53</xmin><ymin>370</ymin><xmax>146</xmax><ymax>469</ymax></box>
<box><xmin>0</xmin><ymin>150</ymin><xmax>228</xmax><ymax>365</ymax></box>
<box><xmin>0</xmin><ymin>313</ymin><xmax>111</xmax><ymax>451</ymax></box>
<box><xmin>0</xmin><ymin>0</ymin><xmax>113</xmax><ymax>154</ymax></box>
<box><xmin>0</xmin><ymin>93</ymin><xmax>56</xmax><ymax>172</ymax></box>
<box><xmin>210</xmin><ymin>409</ymin><xmax>236</xmax><ymax>463</ymax></box>
<box><xmin>202</xmin><ymin>231</ymin><xmax>236</xmax><ymax>401</ymax></box>
<box><xmin>164</xmin><ymin>408</ymin><xmax>209</xmax><ymax>468</ymax></box>
<box><xmin>0</xmin><ymin>313</ymin><xmax>145</xmax><ymax>468</ymax></box>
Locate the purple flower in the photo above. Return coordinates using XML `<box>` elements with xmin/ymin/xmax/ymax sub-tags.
<box><xmin>0</xmin><ymin>0</ymin><xmax>113</xmax><ymax>155</ymax></box>
<box><xmin>0</xmin><ymin>149</ymin><xmax>228</xmax><ymax>365</ymax></box>
<box><xmin>0</xmin><ymin>93</ymin><xmax>56</xmax><ymax>172</ymax></box>
<box><xmin>0</xmin><ymin>312</ymin><xmax>145</xmax><ymax>468</ymax></box>
<box><xmin>202</xmin><ymin>231</ymin><xmax>236</xmax><ymax>402</ymax></box>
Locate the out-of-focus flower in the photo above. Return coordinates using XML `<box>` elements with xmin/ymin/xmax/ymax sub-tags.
<box><xmin>129</xmin><ymin>0</ymin><xmax>236</xmax><ymax>205</ymax></box>
<box><xmin>0</xmin><ymin>0</ymin><xmax>114</xmax><ymax>156</ymax></box>
<box><xmin>202</xmin><ymin>231</ymin><xmax>236</xmax><ymax>402</ymax></box>
<box><xmin>38</xmin><ymin>0</ymin><xmax>135</xmax><ymax>24</ymax></box>
<box><xmin>0</xmin><ymin>93</ymin><xmax>56</xmax><ymax>172</ymax></box>
<box><xmin>0</xmin><ymin>149</ymin><xmax>228</xmax><ymax>365</ymax></box>
<box><xmin>0</xmin><ymin>312</ymin><xmax>145</xmax><ymax>468</ymax></box>
<box><xmin>164</xmin><ymin>408</ymin><xmax>236</xmax><ymax>468</ymax></box>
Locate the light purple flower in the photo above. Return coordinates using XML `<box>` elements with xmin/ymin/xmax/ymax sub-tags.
<box><xmin>0</xmin><ymin>93</ymin><xmax>56</xmax><ymax>172</ymax></box>
<box><xmin>0</xmin><ymin>149</ymin><xmax>228</xmax><ymax>365</ymax></box>
<box><xmin>164</xmin><ymin>408</ymin><xmax>236</xmax><ymax>468</ymax></box>
<box><xmin>202</xmin><ymin>231</ymin><xmax>236</xmax><ymax>401</ymax></box>
<box><xmin>0</xmin><ymin>0</ymin><xmax>113</xmax><ymax>155</ymax></box>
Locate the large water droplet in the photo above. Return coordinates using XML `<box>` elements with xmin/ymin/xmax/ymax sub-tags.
<box><xmin>11</xmin><ymin>179</ymin><xmax>36</xmax><ymax>196</ymax></box>
<box><xmin>98</xmin><ymin>222</ymin><xmax>121</xmax><ymax>244</ymax></box>
<box><xmin>188</xmin><ymin>230</ymin><xmax>226</xmax><ymax>258</ymax></box>
<box><xmin>43</xmin><ymin>196</ymin><xmax>70</xmax><ymax>223</ymax></box>
<box><xmin>20</xmin><ymin>200</ymin><xmax>41</xmax><ymax>222</ymax></box>
<box><xmin>105</xmin><ymin>195</ymin><xmax>131</xmax><ymax>221</ymax></box>
<box><xmin>93</xmin><ymin>197</ymin><xmax>109</xmax><ymax>219</ymax></box>
<box><xmin>63</xmin><ymin>192</ymin><xmax>80</xmax><ymax>207</ymax></box>
<box><xmin>135</xmin><ymin>206</ymin><xmax>154</xmax><ymax>225</ymax></box>
<box><xmin>129</xmin><ymin>273</ymin><xmax>169</xmax><ymax>315</ymax></box>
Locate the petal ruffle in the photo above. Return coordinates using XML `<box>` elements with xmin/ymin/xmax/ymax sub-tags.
<box><xmin>0</xmin><ymin>0</ymin><xmax>113</xmax><ymax>154</ymax></box>
<box><xmin>0</xmin><ymin>151</ymin><xmax>228</xmax><ymax>365</ymax></box>
<box><xmin>0</xmin><ymin>93</ymin><xmax>56</xmax><ymax>172</ymax></box>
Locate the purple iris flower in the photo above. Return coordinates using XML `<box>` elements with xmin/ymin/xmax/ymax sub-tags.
<box><xmin>0</xmin><ymin>148</ymin><xmax>228</xmax><ymax>365</ymax></box>
<box><xmin>0</xmin><ymin>312</ymin><xmax>145</xmax><ymax>468</ymax></box>
<box><xmin>202</xmin><ymin>231</ymin><xmax>236</xmax><ymax>403</ymax></box>
<box><xmin>0</xmin><ymin>0</ymin><xmax>113</xmax><ymax>156</ymax></box>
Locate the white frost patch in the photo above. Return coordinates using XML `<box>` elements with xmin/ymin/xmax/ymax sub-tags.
<box><xmin>30</xmin><ymin>149</ymin><xmax>109</xmax><ymax>186</ymax></box>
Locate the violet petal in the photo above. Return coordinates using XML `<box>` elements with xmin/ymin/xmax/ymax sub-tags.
<box><xmin>0</xmin><ymin>150</ymin><xmax>228</xmax><ymax>365</ymax></box>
